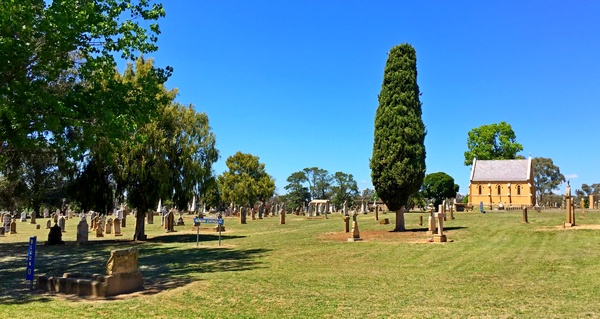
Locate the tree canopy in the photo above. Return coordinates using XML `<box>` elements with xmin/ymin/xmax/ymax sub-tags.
<box><xmin>421</xmin><ymin>172</ymin><xmax>458</xmax><ymax>210</ymax></box>
<box><xmin>284</xmin><ymin>171</ymin><xmax>311</xmax><ymax>212</ymax></box>
<box><xmin>330</xmin><ymin>172</ymin><xmax>359</xmax><ymax>209</ymax></box>
<box><xmin>531</xmin><ymin>157</ymin><xmax>565</xmax><ymax>204</ymax></box>
<box><xmin>1</xmin><ymin>0</ymin><xmax>170</xmax><ymax>166</ymax></box>
<box><xmin>371</xmin><ymin>43</ymin><xmax>426</xmax><ymax>232</ymax></box>
<box><xmin>464</xmin><ymin>122</ymin><xmax>523</xmax><ymax>165</ymax></box>
<box><xmin>219</xmin><ymin>152</ymin><xmax>275</xmax><ymax>207</ymax></box>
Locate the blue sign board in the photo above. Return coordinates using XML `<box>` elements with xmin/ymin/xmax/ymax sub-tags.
<box><xmin>194</xmin><ymin>218</ymin><xmax>224</xmax><ymax>225</ymax></box>
<box><xmin>26</xmin><ymin>236</ymin><xmax>37</xmax><ymax>281</ymax></box>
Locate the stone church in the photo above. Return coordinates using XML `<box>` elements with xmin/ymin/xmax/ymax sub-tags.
<box><xmin>468</xmin><ymin>157</ymin><xmax>535</xmax><ymax>208</ymax></box>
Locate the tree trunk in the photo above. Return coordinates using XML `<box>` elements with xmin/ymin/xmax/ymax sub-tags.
<box><xmin>392</xmin><ymin>207</ymin><xmax>405</xmax><ymax>232</ymax></box>
<box><xmin>133</xmin><ymin>210</ymin><xmax>147</xmax><ymax>241</ymax></box>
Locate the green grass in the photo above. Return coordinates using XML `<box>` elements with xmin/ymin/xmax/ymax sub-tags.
<box><xmin>2</xmin><ymin>209</ymin><xmax>600</xmax><ymax>318</ymax></box>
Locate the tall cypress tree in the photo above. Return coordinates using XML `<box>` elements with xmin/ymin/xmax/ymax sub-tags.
<box><xmin>370</xmin><ymin>44</ymin><xmax>426</xmax><ymax>232</ymax></box>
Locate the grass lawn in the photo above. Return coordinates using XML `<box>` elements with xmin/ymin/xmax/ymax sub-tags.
<box><xmin>1</xmin><ymin>209</ymin><xmax>600</xmax><ymax>318</ymax></box>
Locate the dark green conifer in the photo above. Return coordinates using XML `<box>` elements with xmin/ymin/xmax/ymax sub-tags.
<box><xmin>370</xmin><ymin>44</ymin><xmax>426</xmax><ymax>232</ymax></box>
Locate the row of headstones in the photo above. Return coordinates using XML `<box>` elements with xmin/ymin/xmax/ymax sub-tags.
<box><xmin>0</xmin><ymin>213</ymin><xmax>17</xmax><ymax>236</ymax></box>
<box><xmin>45</xmin><ymin>212</ymin><xmax>126</xmax><ymax>245</ymax></box>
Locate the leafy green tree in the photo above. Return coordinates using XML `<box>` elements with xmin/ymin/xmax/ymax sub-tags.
<box><xmin>330</xmin><ymin>172</ymin><xmax>359</xmax><ymax>209</ymax></box>
<box><xmin>421</xmin><ymin>172</ymin><xmax>458</xmax><ymax>210</ymax></box>
<box><xmin>219</xmin><ymin>152</ymin><xmax>275</xmax><ymax>208</ymax></box>
<box><xmin>532</xmin><ymin>157</ymin><xmax>565</xmax><ymax>205</ymax></box>
<box><xmin>0</xmin><ymin>0</ymin><xmax>169</xmax><ymax>167</ymax></box>
<box><xmin>302</xmin><ymin>167</ymin><xmax>332</xmax><ymax>200</ymax></box>
<box><xmin>581</xmin><ymin>183</ymin><xmax>600</xmax><ymax>195</ymax></box>
<box><xmin>361</xmin><ymin>188</ymin><xmax>375</xmax><ymax>202</ymax></box>
<box><xmin>284</xmin><ymin>171</ymin><xmax>311</xmax><ymax>212</ymax></box>
<box><xmin>116</xmin><ymin>101</ymin><xmax>217</xmax><ymax>240</ymax></box>
<box><xmin>370</xmin><ymin>43</ymin><xmax>426</xmax><ymax>232</ymax></box>
<box><xmin>202</xmin><ymin>176</ymin><xmax>222</xmax><ymax>210</ymax></box>
<box><xmin>464</xmin><ymin>122</ymin><xmax>523</xmax><ymax>165</ymax></box>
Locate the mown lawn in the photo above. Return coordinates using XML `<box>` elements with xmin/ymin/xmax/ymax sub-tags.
<box><xmin>1</xmin><ymin>209</ymin><xmax>600</xmax><ymax>318</ymax></box>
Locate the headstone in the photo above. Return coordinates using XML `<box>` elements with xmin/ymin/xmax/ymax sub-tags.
<box><xmin>67</xmin><ymin>210</ymin><xmax>73</xmax><ymax>219</ymax></box>
<box><xmin>3</xmin><ymin>214</ymin><xmax>11</xmax><ymax>233</ymax></box>
<box><xmin>0</xmin><ymin>225</ymin><xmax>4</xmax><ymax>236</ymax></box>
<box><xmin>121</xmin><ymin>213</ymin><xmax>126</xmax><ymax>228</ymax></box>
<box><xmin>96</xmin><ymin>224</ymin><xmax>104</xmax><ymax>237</ymax></box>
<box><xmin>564</xmin><ymin>181</ymin><xmax>574</xmax><ymax>227</ymax></box>
<box><xmin>427</xmin><ymin>212</ymin><xmax>435</xmax><ymax>235</ymax></box>
<box><xmin>47</xmin><ymin>224</ymin><xmax>65</xmax><ymax>244</ymax></box>
<box><xmin>164</xmin><ymin>211</ymin><xmax>175</xmax><ymax>232</ymax></box>
<box><xmin>433</xmin><ymin>212</ymin><xmax>447</xmax><ymax>242</ymax></box>
<box><xmin>344</xmin><ymin>215</ymin><xmax>350</xmax><ymax>233</ymax></box>
<box><xmin>251</xmin><ymin>207</ymin><xmax>256</xmax><ymax>220</ymax></box>
<box><xmin>30</xmin><ymin>210</ymin><xmax>36</xmax><ymax>224</ymax></box>
<box><xmin>523</xmin><ymin>207</ymin><xmax>528</xmax><ymax>223</ymax></box>
<box><xmin>343</xmin><ymin>201</ymin><xmax>348</xmax><ymax>216</ymax></box>
<box><xmin>46</xmin><ymin>219</ymin><xmax>52</xmax><ymax>229</ymax></box>
<box><xmin>280</xmin><ymin>209</ymin><xmax>285</xmax><ymax>225</ymax></box>
<box><xmin>20</xmin><ymin>212</ymin><xmax>27</xmax><ymax>222</ymax></box>
<box><xmin>308</xmin><ymin>204</ymin><xmax>313</xmax><ymax>217</ymax></box>
<box><xmin>99</xmin><ymin>215</ymin><xmax>106</xmax><ymax>232</ymax></box>
<box><xmin>240</xmin><ymin>207</ymin><xmax>247</xmax><ymax>224</ymax></box>
<box><xmin>147</xmin><ymin>211</ymin><xmax>154</xmax><ymax>224</ymax></box>
<box><xmin>58</xmin><ymin>216</ymin><xmax>66</xmax><ymax>232</ymax></box>
<box><xmin>10</xmin><ymin>219</ymin><xmax>17</xmax><ymax>234</ymax></box>
<box><xmin>77</xmin><ymin>216</ymin><xmax>89</xmax><ymax>244</ymax></box>
<box><xmin>581</xmin><ymin>198</ymin><xmax>585</xmax><ymax>217</ymax></box>
<box><xmin>113</xmin><ymin>219</ymin><xmax>122</xmax><ymax>236</ymax></box>
<box><xmin>43</xmin><ymin>208</ymin><xmax>49</xmax><ymax>218</ymax></box>
<box><xmin>176</xmin><ymin>212</ymin><xmax>185</xmax><ymax>226</ymax></box>
<box><xmin>258</xmin><ymin>203</ymin><xmax>264</xmax><ymax>219</ymax></box>
<box><xmin>348</xmin><ymin>213</ymin><xmax>361</xmax><ymax>241</ymax></box>
<box><xmin>105</xmin><ymin>218</ymin><xmax>113</xmax><ymax>234</ymax></box>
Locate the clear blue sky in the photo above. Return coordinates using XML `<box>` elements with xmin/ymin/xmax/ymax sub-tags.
<box><xmin>143</xmin><ymin>0</ymin><xmax>600</xmax><ymax>196</ymax></box>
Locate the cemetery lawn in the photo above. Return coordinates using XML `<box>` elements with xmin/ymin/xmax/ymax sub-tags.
<box><xmin>2</xmin><ymin>210</ymin><xmax>600</xmax><ymax>318</ymax></box>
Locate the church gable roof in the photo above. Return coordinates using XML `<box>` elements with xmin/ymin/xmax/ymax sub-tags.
<box><xmin>470</xmin><ymin>159</ymin><xmax>530</xmax><ymax>182</ymax></box>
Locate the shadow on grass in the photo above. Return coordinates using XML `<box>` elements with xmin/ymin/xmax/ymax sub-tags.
<box><xmin>0</xmin><ymin>233</ymin><xmax>268</xmax><ymax>304</ymax></box>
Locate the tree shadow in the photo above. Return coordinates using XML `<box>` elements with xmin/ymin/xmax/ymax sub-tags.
<box><xmin>0</xmin><ymin>234</ymin><xmax>268</xmax><ymax>304</ymax></box>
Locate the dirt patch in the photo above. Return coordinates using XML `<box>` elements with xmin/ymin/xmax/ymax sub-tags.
<box><xmin>318</xmin><ymin>229</ymin><xmax>443</xmax><ymax>244</ymax></box>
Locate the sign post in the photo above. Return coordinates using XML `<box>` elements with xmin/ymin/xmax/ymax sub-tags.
<box><xmin>26</xmin><ymin>236</ymin><xmax>37</xmax><ymax>290</ymax></box>
<box><xmin>193</xmin><ymin>216</ymin><xmax>224</xmax><ymax>246</ymax></box>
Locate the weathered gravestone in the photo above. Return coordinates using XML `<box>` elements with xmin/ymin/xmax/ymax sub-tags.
<box><xmin>58</xmin><ymin>216</ymin><xmax>66</xmax><ymax>232</ymax></box>
<box><xmin>280</xmin><ymin>209</ymin><xmax>285</xmax><ymax>225</ymax></box>
<box><xmin>77</xmin><ymin>216</ymin><xmax>89</xmax><ymax>244</ymax></box>
<box><xmin>240</xmin><ymin>207</ymin><xmax>247</xmax><ymax>224</ymax></box>
<box><xmin>348</xmin><ymin>213</ymin><xmax>362</xmax><ymax>242</ymax></box>
<box><xmin>105</xmin><ymin>218</ymin><xmax>113</xmax><ymax>234</ymax></box>
<box><xmin>10</xmin><ymin>219</ymin><xmax>17</xmax><ymax>234</ymax></box>
<box><xmin>43</xmin><ymin>208</ymin><xmax>49</xmax><ymax>218</ymax></box>
<box><xmin>146</xmin><ymin>210</ymin><xmax>154</xmax><ymax>224</ymax></box>
<box><xmin>3</xmin><ymin>213</ymin><xmax>12</xmax><ymax>233</ymax></box>
<box><xmin>46</xmin><ymin>219</ymin><xmax>52</xmax><ymax>229</ymax></box>
<box><xmin>20</xmin><ymin>212</ymin><xmax>27</xmax><ymax>222</ymax></box>
<box><xmin>47</xmin><ymin>224</ymin><xmax>65</xmax><ymax>245</ymax></box>
<box><xmin>113</xmin><ymin>219</ymin><xmax>122</xmax><ymax>236</ymax></box>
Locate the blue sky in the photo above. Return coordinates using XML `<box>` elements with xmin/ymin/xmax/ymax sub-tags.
<box><xmin>143</xmin><ymin>0</ymin><xmax>600</xmax><ymax>196</ymax></box>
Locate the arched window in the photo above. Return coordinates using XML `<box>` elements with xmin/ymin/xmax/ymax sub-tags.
<box><xmin>517</xmin><ymin>185</ymin><xmax>521</xmax><ymax>195</ymax></box>
<box><xmin>478</xmin><ymin>185</ymin><xmax>482</xmax><ymax>195</ymax></box>
<box><xmin>497</xmin><ymin>185</ymin><xmax>501</xmax><ymax>195</ymax></box>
